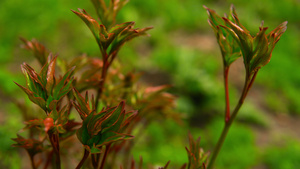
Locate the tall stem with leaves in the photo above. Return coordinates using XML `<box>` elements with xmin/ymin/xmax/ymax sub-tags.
<box><xmin>204</xmin><ymin>5</ymin><xmax>287</xmax><ymax>169</ymax></box>
<box><xmin>72</xmin><ymin>1</ymin><xmax>151</xmax><ymax>168</ymax></box>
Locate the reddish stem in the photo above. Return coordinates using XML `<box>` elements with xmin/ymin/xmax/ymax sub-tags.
<box><xmin>99</xmin><ymin>144</ymin><xmax>111</xmax><ymax>169</ymax></box>
<box><xmin>224</xmin><ymin>66</ymin><xmax>231</xmax><ymax>123</ymax></box>
<box><xmin>92</xmin><ymin>153</ymin><xmax>101</xmax><ymax>169</ymax></box>
<box><xmin>247</xmin><ymin>71</ymin><xmax>258</xmax><ymax>92</ymax></box>
<box><xmin>48</xmin><ymin>133</ymin><xmax>61</xmax><ymax>169</ymax></box>
<box><xmin>28</xmin><ymin>153</ymin><xmax>36</xmax><ymax>169</ymax></box>
<box><xmin>91</xmin><ymin>154</ymin><xmax>97</xmax><ymax>168</ymax></box>
<box><xmin>76</xmin><ymin>149</ymin><xmax>90</xmax><ymax>169</ymax></box>
<box><xmin>95</xmin><ymin>54</ymin><xmax>109</xmax><ymax>110</ymax></box>
<box><xmin>44</xmin><ymin>150</ymin><xmax>54</xmax><ymax>169</ymax></box>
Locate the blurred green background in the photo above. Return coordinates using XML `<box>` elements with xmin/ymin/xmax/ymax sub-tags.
<box><xmin>1</xmin><ymin>0</ymin><xmax>300</xmax><ymax>168</ymax></box>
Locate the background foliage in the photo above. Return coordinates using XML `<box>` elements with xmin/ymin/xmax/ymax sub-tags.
<box><xmin>0</xmin><ymin>0</ymin><xmax>300</xmax><ymax>168</ymax></box>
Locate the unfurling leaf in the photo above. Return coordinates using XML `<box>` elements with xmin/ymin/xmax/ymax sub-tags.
<box><xmin>204</xmin><ymin>5</ymin><xmax>241</xmax><ymax>67</ymax></box>
<box><xmin>75</xmin><ymin>101</ymin><xmax>136</xmax><ymax>153</ymax></box>
<box><xmin>90</xmin><ymin>0</ymin><xmax>129</xmax><ymax>29</ymax></box>
<box><xmin>72</xmin><ymin>9</ymin><xmax>152</xmax><ymax>60</ymax></box>
<box><xmin>20</xmin><ymin>38</ymin><xmax>48</xmax><ymax>66</ymax></box>
<box><xmin>205</xmin><ymin>5</ymin><xmax>287</xmax><ymax>75</ymax></box>
<box><xmin>12</xmin><ymin>134</ymin><xmax>44</xmax><ymax>157</ymax></box>
<box><xmin>16</xmin><ymin>55</ymin><xmax>75</xmax><ymax>113</ymax></box>
<box><xmin>185</xmin><ymin>133</ymin><xmax>209</xmax><ymax>169</ymax></box>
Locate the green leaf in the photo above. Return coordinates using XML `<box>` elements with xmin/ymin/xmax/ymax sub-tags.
<box><xmin>24</xmin><ymin>119</ymin><xmax>44</xmax><ymax>130</ymax></box>
<box><xmin>45</xmin><ymin>55</ymin><xmax>57</xmax><ymax>95</ymax></box>
<box><xmin>72</xmin><ymin>9</ymin><xmax>100</xmax><ymax>41</ymax></box>
<box><xmin>77</xmin><ymin>113</ymin><xmax>93</xmax><ymax>145</ymax></box>
<box><xmin>108</xmin><ymin>26</ymin><xmax>152</xmax><ymax>55</ymax></box>
<box><xmin>96</xmin><ymin>131</ymin><xmax>133</xmax><ymax>147</ymax></box>
<box><xmin>72</xmin><ymin>88</ymin><xmax>92</xmax><ymax>119</ymax></box>
<box><xmin>222</xmin><ymin>18</ymin><xmax>253</xmax><ymax>62</ymax></box>
<box><xmin>56</xmin><ymin>125</ymin><xmax>66</xmax><ymax>133</ymax></box>
<box><xmin>87</xmin><ymin>134</ymin><xmax>101</xmax><ymax>148</ymax></box>
<box><xmin>15</xmin><ymin>82</ymin><xmax>47</xmax><ymax>111</ymax></box>
<box><xmin>20</xmin><ymin>38</ymin><xmax>48</xmax><ymax>66</ymax></box>
<box><xmin>90</xmin><ymin>144</ymin><xmax>102</xmax><ymax>154</ymax></box>
<box><xmin>101</xmin><ymin>101</ymin><xmax>125</xmax><ymax>131</ymax></box>
<box><xmin>53</xmin><ymin>66</ymin><xmax>75</xmax><ymax>100</ymax></box>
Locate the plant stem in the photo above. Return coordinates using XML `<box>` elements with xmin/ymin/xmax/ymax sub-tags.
<box><xmin>76</xmin><ymin>149</ymin><xmax>90</xmax><ymax>169</ymax></box>
<box><xmin>99</xmin><ymin>144</ymin><xmax>111</xmax><ymax>169</ymax></box>
<box><xmin>224</xmin><ymin>66</ymin><xmax>230</xmax><ymax>123</ymax></box>
<box><xmin>207</xmin><ymin>74</ymin><xmax>251</xmax><ymax>169</ymax></box>
<box><xmin>92</xmin><ymin>153</ymin><xmax>101</xmax><ymax>169</ymax></box>
<box><xmin>44</xmin><ymin>150</ymin><xmax>53</xmax><ymax>169</ymax></box>
<box><xmin>28</xmin><ymin>154</ymin><xmax>36</xmax><ymax>169</ymax></box>
<box><xmin>95</xmin><ymin>54</ymin><xmax>108</xmax><ymax>110</ymax></box>
<box><xmin>92</xmin><ymin>154</ymin><xmax>98</xmax><ymax>168</ymax></box>
<box><xmin>48</xmin><ymin>133</ymin><xmax>61</xmax><ymax>169</ymax></box>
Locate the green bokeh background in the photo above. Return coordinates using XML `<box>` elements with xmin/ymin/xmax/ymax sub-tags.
<box><xmin>1</xmin><ymin>0</ymin><xmax>300</xmax><ymax>168</ymax></box>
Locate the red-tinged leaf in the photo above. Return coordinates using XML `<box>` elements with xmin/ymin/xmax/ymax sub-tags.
<box><xmin>46</xmin><ymin>95</ymin><xmax>55</xmax><ymax>110</ymax></box>
<box><xmin>56</xmin><ymin>77</ymin><xmax>74</xmax><ymax>99</ymax></box>
<box><xmin>87</xmin><ymin>134</ymin><xmax>102</xmax><ymax>149</ymax></box>
<box><xmin>219</xmin><ymin>25</ymin><xmax>241</xmax><ymax>49</ymax></box>
<box><xmin>90</xmin><ymin>144</ymin><xmax>102</xmax><ymax>154</ymax></box>
<box><xmin>61</xmin><ymin>120</ymin><xmax>81</xmax><ymax>139</ymax></box>
<box><xmin>39</xmin><ymin>62</ymin><xmax>50</xmax><ymax>87</ymax></box>
<box><xmin>229</xmin><ymin>5</ymin><xmax>249</xmax><ymax>34</ymax></box>
<box><xmin>77</xmin><ymin>113</ymin><xmax>94</xmax><ymax>145</ymax></box>
<box><xmin>121</xmin><ymin>110</ymin><xmax>138</xmax><ymax>129</ymax></box>
<box><xmin>53</xmin><ymin>66</ymin><xmax>75</xmax><ymax>100</ymax></box>
<box><xmin>95</xmin><ymin>131</ymin><xmax>133</xmax><ymax>148</ymax></box>
<box><xmin>222</xmin><ymin>17</ymin><xmax>253</xmax><ymax>60</ymax></box>
<box><xmin>268</xmin><ymin>21</ymin><xmax>288</xmax><ymax>41</ymax></box>
<box><xmin>72</xmin><ymin>9</ymin><xmax>101</xmax><ymax>42</ymax></box>
<box><xmin>49</xmin><ymin>104</ymin><xmax>59</xmax><ymax>120</ymax></box>
<box><xmin>253</xmin><ymin>24</ymin><xmax>268</xmax><ymax>55</ymax></box>
<box><xmin>73</xmin><ymin>102</ymin><xmax>88</xmax><ymax>120</ymax></box>
<box><xmin>12</xmin><ymin>134</ymin><xmax>44</xmax><ymax>156</ymax></box>
<box><xmin>100</xmin><ymin>101</ymin><xmax>125</xmax><ymax>131</ymax></box>
<box><xmin>15</xmin><ymin>82</ymin><xmax>47</xmax><ymax>111</ymax></box>
<box><xmin>203</xmin><ymin>6</ymin><xmax>223</xmax><ymax>31</ymax></box>
<box><xmin>204</xmin><ymin>6</ymin><xmax>242</xmax><ymax>67</ymax></box>
<box><xmin>56</xmin><ymin>124</ymin><xmax>66</xmax><ymax>133</ymax></box>
<box><xmin>108</xmin><ymin>26</ymin><xmax>153</xmax><ymax>55</ymax></box>
<box><xmin>21</xmin><ymin>63</ymin><xmax>45</xmax><ymax>97</ymax></box>
<box><xmin>91</xmin><ymin>0</ymin><xmax>128</xmax><ymax>29</ymax></box>
<box><xmin>102</xmin><ymin>109</ymin><xmax>125</xmax><ymax>133</ymax></box>
<box><xmin>185</xmin><ymin>133</ymin><xmax>209</xmax><ymax>169</ymax></box>
<box><xmin>90</xmin><ymin>0</ymin><xmax>107</xmax><ymax>24</ymax></box>
<box><xmin>110</xmin><ymin>22</ymin><xmax>135</xmax><ymax>35</ymax></box>
<box><xmin>91</xmin><ymin>94</ymin><xmax>96</xmax><ymax>112</ymax></box>
<box><xmin>46</xmin><ymin>55</ymin><xmax>57</xmax><ymax>94</ymax></box>
<box><xmin>48</xmin><ymin>99</ymin><xmax>58</xmax><ymax>111</ymax></box>
<box><xmin>24</xmin><ymin>119</ymin><xmax>44</xmax><ymax>130</ymax></box>
<box><xmin>20</xmin><ymin>38</ymin><xmax>48</xmax><ymax>65</ymax></box>
<box><xmin>58</xmin><ymin>105</ymin><xmax>69</xmax><ymax>125</ymax></box>
<box><xmin>69</xmin><ymin>54</ymin><xmax>89</xmax><ymax>71</ymax></box>
<box><xmin>100</xmin><ymin>22</ymin><xmax>134</xmax><ymax>51</ymax></box>
<box><xmin>250</xmin><ymin>26</ymin><xmax>269</xmax><ymax>72</ymax></box>
<box><xmin>99</xmin><ymin>24</ymin><xmax>109</xmax><ymax>38</ymax></box>
<box><xmin>144</xmin><ymin>85</ymin><xmax>171</xmax><ymax>95</ymax></box>
<box><xmin>72</xmin><ymin>88</ymin><xmax>91</xmax><ymax>119</ymax></box>
<box><xmin>91</xmin><ymin>110</ymin><xmax>112</xmax><ymax>134</ymax></box>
